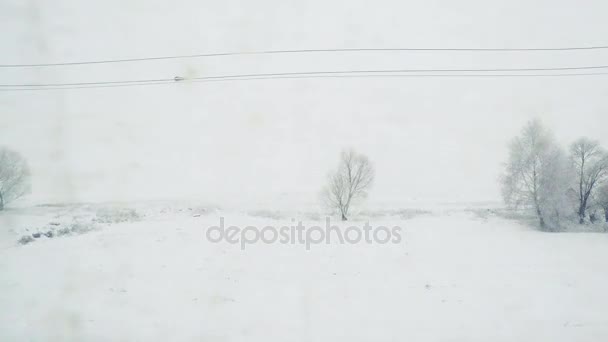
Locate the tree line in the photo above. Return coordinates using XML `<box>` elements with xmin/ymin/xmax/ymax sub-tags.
<box><xmin>2</xmin><ymin>125</ymin><xmax>607</xmax><ymax>231</ymax></box>
<box><xmin>501</xmin><ymin>120</ymin><xmax>608</xmax><ymax>231</ymax></box>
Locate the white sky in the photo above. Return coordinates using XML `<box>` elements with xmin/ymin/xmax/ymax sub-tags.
<box><xmin>1</xmin><ymin>0</ymin><xmax>608</xmax><ymax>207</ymax></box>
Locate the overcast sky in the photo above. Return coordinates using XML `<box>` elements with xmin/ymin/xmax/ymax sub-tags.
<box><xmin>1</xmin><ymin>0</ymin><xmax>608</xmax><ymax>207</ymax></box>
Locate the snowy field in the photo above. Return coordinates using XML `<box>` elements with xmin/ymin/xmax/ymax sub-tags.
<box><xmin>1</xmin><ymin>203</ymin><xmax>608</xmax><ymax>341</ymax></box>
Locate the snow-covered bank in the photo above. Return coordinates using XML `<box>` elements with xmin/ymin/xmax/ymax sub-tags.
<box><xmin>1</xmin><ymin>207</ymin><xmax>608</xmax><ymax>341</ymax></box>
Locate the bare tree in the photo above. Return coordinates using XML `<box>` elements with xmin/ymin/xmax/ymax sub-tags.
<box><xmin>501</xmin><ymin>120</ymin><xmax>565</xmax><ymax>230</ymax></box>
<box><xmin>569</xmin><ymin>138</ymin><xmax>608</xmax><ymax>223</ymax></box>
<box><xmin>0</xmin><ymin>147</ymin><xmax>31</xmax><ymax>210</ymax></box>
<box><xmin>323</xmin><ymin>149</ymin><xmax>374</xmax><ymax>220</ymax></box>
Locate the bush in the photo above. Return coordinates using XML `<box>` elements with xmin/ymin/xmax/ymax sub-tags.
<box><xmin>56</xmin><ymin>227</ymin><xmax>71</xmax><ymax>236</ymax></box>
<box><xmin>18</xmin><ymin>235</ymin><xmax>34</xmax><ymax>245</ymax></box>
<box><xmin>68</xmin><ymin>221</ymin><xmax>98</xmax><ymax>234</ymax></box>
<box><xmin>94</xmin><ymin>207</ymin><xmax>140</xmax><ymax>224</ymax></box>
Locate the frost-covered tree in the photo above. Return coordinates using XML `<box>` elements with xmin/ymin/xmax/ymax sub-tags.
<box><xmin>323</xmin><ymin>149</ymin><xmax>374</xmax><ymax>221</ymax></box>
<box><xmin>597</xmin><ymin>184</ymin><xmax>608</xmax><ymax>223</ymax></box>
<box><xmin>501</xmin><ymin>120</ymin><xmax>571</xmax><ymax>230</ymax></box>
<box><xmin>569</xmin><ymin>138</ymin><xmax>608</xmax><ymax>223</ymax></box>
<box><xmin>537</xmin><ymin>146</ymin><xmax>577</xmax><ymax>229</ymax></box>
<box><xmin>0</xmin><ymin>147</ymin><xmax>31</xmax><ymax>210</ymax></box>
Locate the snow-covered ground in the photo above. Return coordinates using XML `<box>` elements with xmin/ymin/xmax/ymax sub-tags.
<box><xmin>1</xmin><ymin>203</ymin><xmax>608</xmax><ymax>341</ymax></box>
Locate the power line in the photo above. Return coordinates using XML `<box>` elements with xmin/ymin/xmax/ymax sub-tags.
<box><xmin>4</xmin><ymin>65</ymin><xmax>608</xmax><ymax>88</ymax></box>
<box><xmin>0</xmin><ymin>81</ymin><xmax>176</xmax><ymax>91</ymax></box>
<box><xmin>0</xmin><ymin>78</ymin><xmax>175</xmax><ymax>87</ymax></box>
<box><xmin>3</xmin><ymin>45</ymin><xmax>608</xmax><ymax>68</ymax></box>
<box><xmin>2</xmin><ymin>72</ymin><xmax>608</xmax><ymax>92</ymax></box>
<box><xmin>186</xmin><ymin>65</ymin><xmax>608</xmax><ymax>80</ymax></box>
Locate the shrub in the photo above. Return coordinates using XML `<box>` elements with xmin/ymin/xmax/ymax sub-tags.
<box><xmin>18</xmin><ymin>235</ymin><xmax>34</xmax><ymax>245</ymax></box>
<box><xmin>94</xmin><ymin>207</ymin><xmax>140</xmax><ymax>224</ymax></box>
<box><xmin>68</xmin><ymin>221</ymin><xmax>98</xmax><ymax>234</ymax></box>
<box><xmin>56</xmin><ymin>227</ymin><xmax>71</xmax><ymax>236</ymax></box>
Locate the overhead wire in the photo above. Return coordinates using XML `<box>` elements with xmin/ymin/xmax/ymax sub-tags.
<box><xmin>3</xmin><ymin>45</ymin><xmax>608</xmax><ymax>68</ymax></box>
